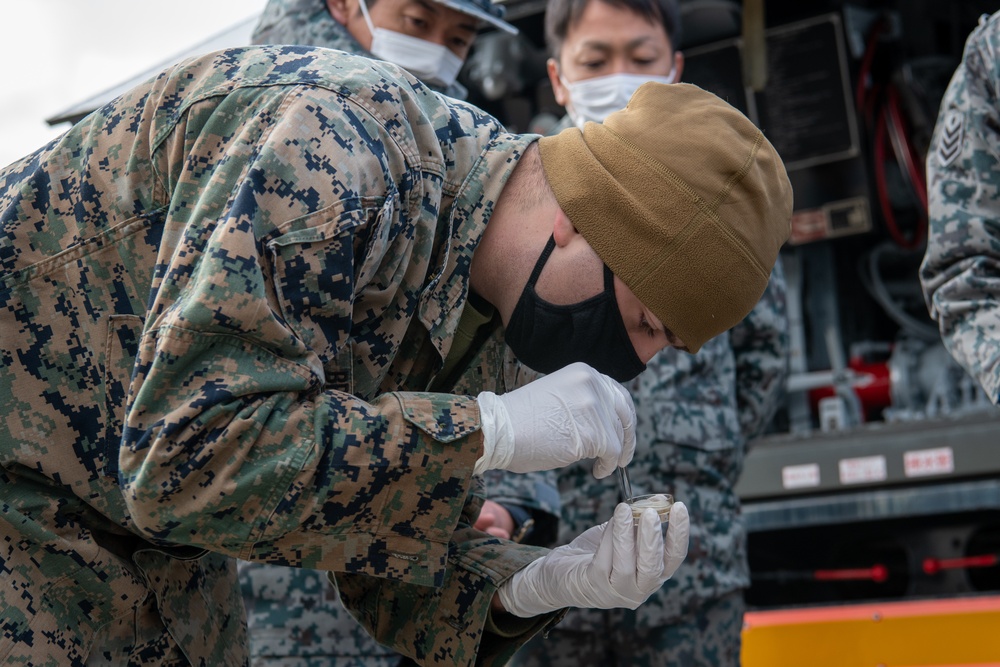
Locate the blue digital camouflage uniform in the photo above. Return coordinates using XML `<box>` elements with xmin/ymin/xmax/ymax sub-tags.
<box><xmin>0</xmin><ymin>45</ymin><xmax>563</xmax><ymax>667</ymax></box>
<box><xmin>244</xmin><ymin>4</ymin><xmax>560</xmax><ymax>665</ymax></box>
<box><xmin>920</xmin><ymin>10</ymin><xmax>1000</xmax><ymax>405</ymax></box>
<box><xmin>251</xmin><ymin>0</ymin><xmax>469</xmax><ymax>100</ymax></box>
<box><xmin>509</xmin><ymin>258</ymin><xmax>789</xmax><ymax>667</ymax></box>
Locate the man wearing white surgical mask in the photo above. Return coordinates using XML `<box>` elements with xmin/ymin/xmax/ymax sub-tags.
<box><xmin>545</xmin><ymin>0</ymin><xmax>683</xmax><ymax>129</ymax></box>
<box><xmin>252</xmin><ymin>0</ymin><xmax>517</xmax><ymax>99</ymax></box>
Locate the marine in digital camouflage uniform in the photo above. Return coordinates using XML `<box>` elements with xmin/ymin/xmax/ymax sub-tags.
<box><xmin>0</xmin><ymin>45</ymin><xmax>563</xmax><ymax>667</ymax></box>
<box><xmin>243</xmin><ymin>4</ymin><xmax>561</xmax><ymax>665</ymax></box>
<box><xmin>511</xmin><ymin>263</ymin><xmax>788</xmax><ymax>667</ymax></box>
<box><xmin>920</xmin><ymin>9</ymin><xmax>1000</xmax><ymax>405</ymax></box>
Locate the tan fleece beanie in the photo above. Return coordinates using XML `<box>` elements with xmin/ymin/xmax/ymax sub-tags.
<box><xmin>537</xmin><ymin>82</ymin><xmax>792</xmax><ymax>353</ymax></box>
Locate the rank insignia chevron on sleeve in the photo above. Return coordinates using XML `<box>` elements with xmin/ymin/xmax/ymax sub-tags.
<box><xmin>937</xmin><ymin>109</ymin><xmax>964</xmax><ymax>168</ymax></box>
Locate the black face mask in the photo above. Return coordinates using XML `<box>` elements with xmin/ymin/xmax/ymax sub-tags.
<box><xmin>504</xmin><ymin>236</ymin><xmax>647</xmax><ymax>382</ymax></box>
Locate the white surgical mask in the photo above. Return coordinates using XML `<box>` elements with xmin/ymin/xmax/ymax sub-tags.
<box><xmin>358</xmin><ymin>0</ymin><xmax>465</xmax><ymax>87</ymax></box>
<box><xmin>562</xmin><ymin>70</ymin><xmax>676</xmax><ymax>128</ymax></box>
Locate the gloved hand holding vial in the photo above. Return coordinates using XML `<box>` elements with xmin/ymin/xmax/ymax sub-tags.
<box><xmin>496</xmin><ymin>499</ymin><xmax>689</xmax><ymax>617</ymax></box>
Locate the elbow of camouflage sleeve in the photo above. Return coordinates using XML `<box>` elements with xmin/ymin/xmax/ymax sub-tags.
<box><xmin>118</xmin><ymin>430</ymin><xmax>197</xmax><ymax>547</ymax></box>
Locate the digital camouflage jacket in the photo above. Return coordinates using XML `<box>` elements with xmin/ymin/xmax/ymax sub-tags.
<box><xmin>0</xmin><ymin>45</ymin><xmax>557</xmax><ymax>666</ymax></box>
<box><xmin>921</xmin><ymin>9</ymin><xmax>1000</xmax><ymax>404</ymax></box>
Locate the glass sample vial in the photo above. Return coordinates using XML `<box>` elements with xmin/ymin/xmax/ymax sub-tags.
<box><xmin>628</xmin><ymin>493</ymin><xmax>673</xmax><ymax>525</ymax></box>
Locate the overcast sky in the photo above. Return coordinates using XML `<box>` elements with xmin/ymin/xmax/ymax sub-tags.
<box><xmin>0</xmin><ymin>0</ymin><xmax>269</xmax><ymax>168</ymax></box>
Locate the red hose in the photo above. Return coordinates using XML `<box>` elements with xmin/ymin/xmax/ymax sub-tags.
<box><xmin>814</xmin><ymin>564</ymin><xmax>889</xmax><ymax>583</ymax></box>
<box><xmin>886</xmin><ymin>86</ymin><xmax>928</xmax><ymax>211</ymax></box>
<box><xmin>856</xmin><ymin>17</ymin><xmax>927</xmax><ymax>250</ymax></box>
<box><xmin>855</xmin><ymin>18</ymin><xmax>886</xmax><ymax>119</ymax></box>
<box><xmin>923</xmin><ymin>554</ymin><xmax>999</xmax><ymax>575</ymax></box>
<box><xmin>873</xmin><ymin>100</ymin><xmax>926</xmax><ymax>250</ymax></box>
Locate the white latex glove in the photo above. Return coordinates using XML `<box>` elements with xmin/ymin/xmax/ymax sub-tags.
<box><xmin>475</xmin><ymin>362</ymin><xmax>635</xmax><ymax>478</ymax></box>
<box><xmin>497</xmin><ymin>501</ymin><xmax>690</xmax><ymax>618</ymax></box>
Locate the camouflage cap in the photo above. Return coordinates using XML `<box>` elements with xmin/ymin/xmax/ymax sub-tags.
<box><xmin>436</xmin><ymin>0</ymin><xmax>518</xmax><ymax>34</ymax></box>
<box><xmin>537</xmin><ymin>82</ymin><xmax>792</xmax><ymax>353</ymax></box>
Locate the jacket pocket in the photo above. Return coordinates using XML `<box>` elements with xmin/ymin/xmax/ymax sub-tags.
<box><xmin>267</xmin><ymin>196</ymin><xmax>393</xmax><ymax>366</ymax></box>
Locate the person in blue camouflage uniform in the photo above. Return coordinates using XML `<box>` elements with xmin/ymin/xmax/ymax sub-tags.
<box><xmin>504</xmin><ymin>0</ymin><xmax>790</xmax><ymax>664</ymax></box>
<box><xmin>251</xmin><ymin>0</ymin><xmax>518</xmax><ymax>101</ymax></box>
<box><xmin>921</xmin><ymin>9</ymin><xmax>1000</xmax><ymax>406</ymax></box>
<box><xmin>0</xmin><ymin>44</ymin><xmax>794</xmax><ymax>667</ymax></box>
<box><xmin>244</xmin><ymin>3</ymin><xmax>560</xmax><ymax>665</ymax></box>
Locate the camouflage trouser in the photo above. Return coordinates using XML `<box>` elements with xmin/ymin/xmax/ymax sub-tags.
<box><xmin>509</xmin><ymin>591</ymin><xmax>746</xmax><ymax>667</ymax></box>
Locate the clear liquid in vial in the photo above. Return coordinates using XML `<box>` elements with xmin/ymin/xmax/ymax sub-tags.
<box><xmin>628</xmin><ymin>493</ymin><xmax>673</xmax><ymax>524</ymax></box>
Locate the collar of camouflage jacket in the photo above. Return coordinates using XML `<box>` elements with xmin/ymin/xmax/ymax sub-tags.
<box><xmin>417</xmin><ymin>132</ymin><xmax>537</xmax><ymax>364</ymax></box>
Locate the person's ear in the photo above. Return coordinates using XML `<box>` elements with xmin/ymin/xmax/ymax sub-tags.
<box><xmin>327</xmin><ymin>0</ymin><xmax>351</xmax><ymax>24</ymax></box>
<box><xmin>672</xmin><ymin>51</ymin><xmax>685</xmax><ymax>82</ymax></box>
<box><xmin>547</xmin><ymin>58</ymin><xmax>570</xmax><ymax>108</ymax></box>
<box><xmin>551</xmin><ymin>208</ymin><xmax>579</xmax><ymax>247</ymax></box>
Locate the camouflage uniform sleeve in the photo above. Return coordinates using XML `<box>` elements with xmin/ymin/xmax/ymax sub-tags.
<box><xmin>334</xmin><ymin>479</ymin><xmax>563</xmax><ymax>666</ymax></box>
<box><xmin>118</xmin><ymin>81</ymin><xmax>481</xmax><ymax>589</ymax></box>
<box><xmin>728</xmin><ymin>260</ymin><xmax>790</xmax><ymax>441</ymax></box>
<box><xmin>124</xmin><ymin>335</ymin><xmax>483</xmax><ymax>586</ymax></box>
<box><xmin>920</xmin><ymin>11</ymin><xmax>1000</xmax><ymax>404</ymax></box>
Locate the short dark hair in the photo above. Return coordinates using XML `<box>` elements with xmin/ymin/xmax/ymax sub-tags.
<box><xmin>544</xmin><ymin>0</ymin><xmax>681</xmax><ymax>58</ymax></box>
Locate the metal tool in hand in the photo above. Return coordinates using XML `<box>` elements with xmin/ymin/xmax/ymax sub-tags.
<box><xmin>617</xmin><ymin>465</ymin><xmax>634</xmax><ymax>503</ymax></box>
